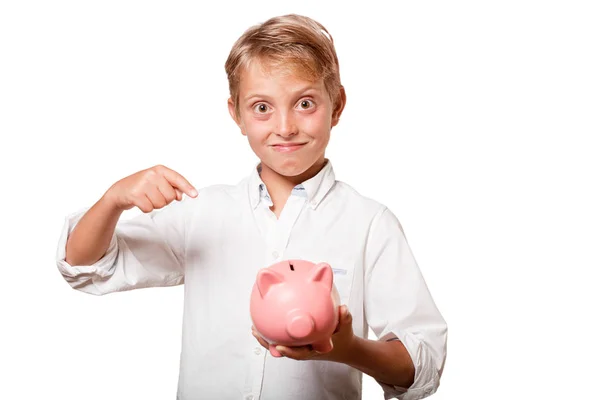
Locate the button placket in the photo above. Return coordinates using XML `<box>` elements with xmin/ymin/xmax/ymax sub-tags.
<box><xmin>244</xmin><ymin>345</ymin><xmax>265</xmax><ymax>400</ymax></box>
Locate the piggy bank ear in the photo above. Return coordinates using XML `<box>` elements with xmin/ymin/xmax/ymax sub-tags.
<box><xmin>308</xmin><ymin>262</ymin><xmax>333</xmax><ymax>290</ymax></box>
<box><xmin>257</xmin><ymin>269</ymin><xmax>285</xmax><ymax>298</ymax></box>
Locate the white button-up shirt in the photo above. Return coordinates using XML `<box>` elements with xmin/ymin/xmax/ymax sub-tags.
<box><xmin>56</xmin><ymin>160</ymin><xmax>447</xmax><ymax>400</ymax></box>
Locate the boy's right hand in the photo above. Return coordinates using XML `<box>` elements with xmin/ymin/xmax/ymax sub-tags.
<box><xmin>103</xmin><ymin>164</ymin><xmax>198</xmax><ymax>213</ymax></box>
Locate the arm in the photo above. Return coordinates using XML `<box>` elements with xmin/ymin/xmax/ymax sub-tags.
<box><xmin>250</xmin><ymin>207</ymin><xmax>447</xmax><ymax>398</ymax></box>
<box><xmin>363</xmin><ymin>207</ymin><xmax>447</xmax><ymax>399</ymax></box>
<box><xmin>56</xmin><ymin>194</ymin><xmax>194</xmax><ymax>295</ymax></box>
<box><xmin>56</xmin><ymin>165</ymin><xmax>198</xmax><ymax>295</ymax></box>
<box><xmin>250</xmin><ymin>305</ymin><xmax>414</xmax><ymax>388</ymax></box>
<box><xmin>342</xmin><ymin>335</ymin><xmax>415</xmax><ymax>389</ymax></box>
<box><xmin>65</xmin><ymin>194</ymin><xmax>124</xmax><ymax>266</ymax></box>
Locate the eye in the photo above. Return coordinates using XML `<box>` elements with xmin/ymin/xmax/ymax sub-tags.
<box><xmin>253</xmin><ymin>103</ymin><xmax>270</xmax><ymax>114</ymax></box>
<box><xmin>298</xmin><ymin>99</ymin><xmax>315</xmax><ymax>110</ymax></box>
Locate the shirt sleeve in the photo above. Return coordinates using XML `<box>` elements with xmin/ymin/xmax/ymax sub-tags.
<box><xmin>55</xmin><ymin>195</ymin><xmax>194</xmax><ymax>295</ymax></box>
<box><xmin>364</xmin><ymin>207</ymin><xmax>448</xmax><ymax>400</ymax></box>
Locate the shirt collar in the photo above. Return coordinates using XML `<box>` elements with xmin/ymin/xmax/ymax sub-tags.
<box><xmin>248</xmin><ymin>159</ymin><xmax>336</xmax><ymax>210</ymax></box>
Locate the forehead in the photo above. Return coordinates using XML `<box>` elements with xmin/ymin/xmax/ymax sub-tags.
<box><xmin>239</xmin><ymin>58</ymin><xmax>325</xmax><ymax>95</ymax></box>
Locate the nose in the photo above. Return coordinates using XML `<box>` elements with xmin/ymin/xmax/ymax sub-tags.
<box><xmin>286</xmin><ymin>310</ymin><xmax>315</xmax><ymax>339</ymax></box>
<box><xmin>274</xmin><ymin>111</ymin><xmax>298</xmax><ymax>138</ymax></box>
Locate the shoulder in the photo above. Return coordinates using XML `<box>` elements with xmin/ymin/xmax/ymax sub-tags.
<box><xmin>192</xmin><ymin>182</ymin><xmax>244</xmax><ymax>204</ymax></box>
<box><xmin>197</xmin><ymin>183</ymin><xmax>240</xmax><ymax>197</ymax></box>
<box><xmin>332</xmin><ymin>179</ymin><xmax>389</xmax><ymax>215</ymax></box>
<box><xmin>181</xmin><ymin>179</ymin><xmax>248</xmax><ymax>214</ymax></box>
<box><xmin>332</xmin><ymin>179</ymin><xmax>404</xmax><ymax>230</ymax></box>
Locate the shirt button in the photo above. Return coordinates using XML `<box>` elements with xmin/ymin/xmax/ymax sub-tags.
<box><xmin>254</xmin><ymin>347</ymin><xmax>262</xmax><ymax>355</ymax></box>
<box><xmin>246</xmin><ymin>395</ymin><xmax>254</xmax><ymax>400</ymax></box>
<box><xmin>272</xmin><ymin>251</ymin><xmax>279</xmax><ymax>259</ymax></box>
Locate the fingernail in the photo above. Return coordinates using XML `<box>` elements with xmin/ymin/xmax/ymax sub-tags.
<box><xmin>191</xmin><ymin>188</ymin><xmax>198</xmax><ymax>197</ymax></box>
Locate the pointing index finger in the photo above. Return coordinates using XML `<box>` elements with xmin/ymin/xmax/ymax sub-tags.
<box><xmin>160</xmin><ymin>166</ymin><xmax>198</xmax><ymax>198</ymax></box>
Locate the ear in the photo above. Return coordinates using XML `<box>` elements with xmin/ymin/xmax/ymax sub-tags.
<box><xmin>330</xmin><ymin>86</ymin><xmax>346</xmax><ymax>128</ymax></box>
<box><xmin>227</xmin><ymin>97</ymin><xmax>246</xmax><ymax>136</ymax></box>
<box><xmin>307</xmin><ymin>262</ymin><xmax>333</xmax><ymax>290</ymax></box>
<box><xmin>256</xmin><ymin>269</ymin><xmax>285</xmax><ymax>298</ymax></box>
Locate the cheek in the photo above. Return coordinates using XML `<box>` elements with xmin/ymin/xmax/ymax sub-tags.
<box><xmin>245</xmin><ymin>129</ymin><xmax>270</xmax><ymax>155</ymax></box>
<box><xmin>241</xmin><ymin>117</ymin><xmax>265</xmax><ymax>140</ymax></box>
<box><xmin>302</xmin><ymin>112</ymin><xmax>332</xmax><ymax>138</ymax></box>
<box><xmin>249</xmin><ymin>137</ymin><xmax>264</xmax><ymax>152</ymax></box>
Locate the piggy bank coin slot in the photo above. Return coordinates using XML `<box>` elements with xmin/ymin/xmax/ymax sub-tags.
<box><xmin>289</xmin><ymin>263</ymin><xmax>295</xmax><ymax>271</ymax></box>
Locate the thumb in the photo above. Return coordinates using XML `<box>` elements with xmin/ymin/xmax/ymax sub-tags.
<box><xmin>340</xmin><ymin>305</ymin><xmax>352</xmax><ymax>324</ymax></box>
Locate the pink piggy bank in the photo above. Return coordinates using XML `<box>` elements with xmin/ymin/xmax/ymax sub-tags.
<box><xmin>250</xmin><ymin>259</ymin><xmax>341</xmax><ymax>357</ymax></box>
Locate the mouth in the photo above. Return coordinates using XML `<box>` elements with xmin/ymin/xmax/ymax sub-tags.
<box><xmin>270</xmin><ymin>142</ymin><xmax>308</xmax><ymax>153</ymax></box>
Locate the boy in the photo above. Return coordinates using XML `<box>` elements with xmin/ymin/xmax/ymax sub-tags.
<box><xmin>56</xmin><ymin>14</ymin><xmax>447</xmax><ymax>400</ymax></box>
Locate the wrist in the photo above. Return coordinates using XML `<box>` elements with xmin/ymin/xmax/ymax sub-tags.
<box><xmin>334</xmin><ymin>334</ymin><xmax>362</xmax><ymax>365</ymax></box>
<box><xmin>100</xmin><ymin>191</ymin><xmax>125</xmax><ymax>214</ymax></box>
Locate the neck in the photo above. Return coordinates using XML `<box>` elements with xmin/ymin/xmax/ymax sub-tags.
<box><xmin>259</xmin><ymin>157</ymin><xmax>327</xmax><ymax>194</ymax></box>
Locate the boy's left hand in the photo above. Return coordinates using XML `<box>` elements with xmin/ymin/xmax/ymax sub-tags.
<box><xmin>251</xmin><ymin>305</ymin><xmax>356</xmax><ymax>363</ymax></box>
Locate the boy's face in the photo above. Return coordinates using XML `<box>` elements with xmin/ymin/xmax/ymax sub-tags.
<box><xmin>228</xmin><ymin>59</ymin><xmax>344</xmax><ymax>180</ymax></box>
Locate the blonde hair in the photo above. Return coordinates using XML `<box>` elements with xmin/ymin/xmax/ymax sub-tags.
<box><xmin>225</xmin><ymin>14</ymin><xmax>342</xmax><ymax>118</ymax></box>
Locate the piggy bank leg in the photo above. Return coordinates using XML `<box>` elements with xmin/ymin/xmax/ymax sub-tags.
<box><xmin>269</xmin><ymin>344</ymin><xmax>283</xmax><ymax>357</ymax></box>
<box><xmin>312</xmin><ymin>338</ymin><xmax>334</xmax><ymax>354</ymax></box>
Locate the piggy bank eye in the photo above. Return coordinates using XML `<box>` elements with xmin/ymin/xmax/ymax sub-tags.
<box><xmin>289</xmin><ymin>263</ymin><xmax>295</xmax><ymax>271</ymax></box>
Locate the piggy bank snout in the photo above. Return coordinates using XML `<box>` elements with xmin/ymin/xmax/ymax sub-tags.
<box><xmin>286</xmin><ymin>310</ymin><xmax>315</xmax><ymax>339</ymax></box>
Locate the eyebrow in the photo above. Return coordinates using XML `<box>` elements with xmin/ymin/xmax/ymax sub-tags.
<box><xmin>243</xmin><ymin>86</ymin><xmax>320</xmax><ymax>102</ymax></box>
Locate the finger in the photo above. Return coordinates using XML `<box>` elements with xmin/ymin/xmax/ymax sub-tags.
<box><xmin>343</xmin><ymin>305</ymin><xmax>352</xmax><ymax>322</ymax></box>
<box><xmin>333</xmin><ymin>306</ymin><xmax>350</xmax><ymax>333</ymax></box>
<box><xmin>339</xmin><ymin>305</ymin><xmax>350</xmax><ymax>320</ymax></box>
<box><xmin>158</xmin><ymin>166</ymin><xmax>198</xmax><ymax>198</ymax></box>
<box><xmin>144</xmin><ymin>185</ymin><xmax>168</xmax><ymax>209</ymax></box>
<box><xmin>334</xmin><ymin>307</ymin><xmax>343</xmax><ymax>332</ymax></box>
<box><xmin>132</xmin><ymin>193</ymin><xmax>154</xmax><ymax>213</ymax></box>
<box><xmin>276</xmin><ymin>345</ymin><xmax>316</xmax><ymax>357</ymax></box>
<box><xmin>251</xmin><ymin>330</ymin><xmax>264</xmax><ymax>343</ymax></box>
<box><xmin>251</xmin><ymin>330</ymin><xmax>270</xmax><ymax>349</ymax></box>
<box><xmin>276</xmin><ymin>345</ymin><xmax>314</xmax><ymax>360</ymax></box>
<box><xmin>156</xmin><ymin>177</ymin><xmax>179</xmax><ymax>204</ymax></box>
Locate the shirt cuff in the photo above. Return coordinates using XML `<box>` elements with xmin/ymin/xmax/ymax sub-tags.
<box><xmin>55</xmin><ymin>207</ymin><xmax>119</xmax><ymax>292</ymax></box>
<box><xmin>376</xmin><ymin>331</ymin><xmax>440</xmax><ymax>400</ymax></box>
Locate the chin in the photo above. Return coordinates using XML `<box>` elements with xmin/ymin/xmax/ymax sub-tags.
<box><xmin>276</xmin><ymin>164</ymin><xmax>310</xmax><ymax>177</ymax></box>
<box><xmin>268</xmin><ymin>159</ymin><xmax>313</xmax><ymax>177</ymax></box>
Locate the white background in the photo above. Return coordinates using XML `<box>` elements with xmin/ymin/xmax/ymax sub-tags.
<box><xmin>1</xmin><ymin>1</ymin><xmax>599</xmax><ymax>399</ymax></box>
